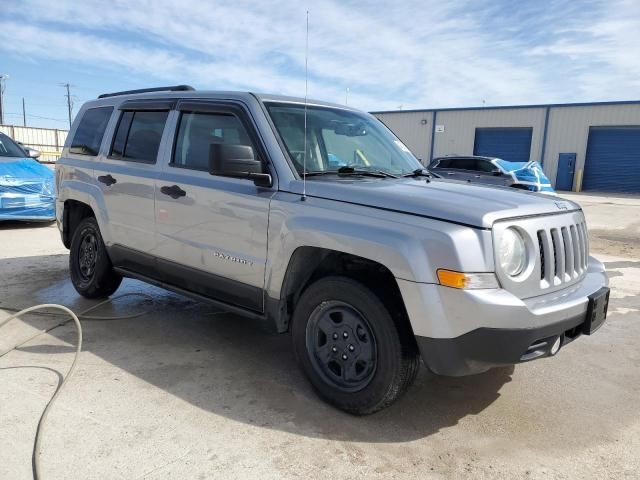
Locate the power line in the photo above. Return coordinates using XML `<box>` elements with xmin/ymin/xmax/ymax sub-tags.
<box><xmin>3</xmin><ymin>112</ymin><xmax>69</xmax><ymax>123</ymax></box>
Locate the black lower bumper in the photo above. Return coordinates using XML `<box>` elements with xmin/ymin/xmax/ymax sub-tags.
<box><xmin>417</xmin><ymin>314</ymin><xmax>588</xmax><ymax>376</ymax></box>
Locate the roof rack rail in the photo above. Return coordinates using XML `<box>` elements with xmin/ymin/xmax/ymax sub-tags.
<box><xmin>98</xmin><ymin>85</ymin><xmax>195</xmax><ymax>99</ymax></box>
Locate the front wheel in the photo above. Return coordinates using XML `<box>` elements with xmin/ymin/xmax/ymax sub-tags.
<box><xmin>291</xmin><ymin>276</ymin><xmax>419</xmax><ymax>415</ymax></box>
<box><xmin>69</xmin><ymin>217</ymin><xmax>122</xmax><ymax>298</ymax></box>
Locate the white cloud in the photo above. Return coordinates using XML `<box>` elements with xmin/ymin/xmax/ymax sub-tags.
<box><xmin>1</xmin><ymin>0</ymin><xmax>639</xmax><ymax>111</ymax></box>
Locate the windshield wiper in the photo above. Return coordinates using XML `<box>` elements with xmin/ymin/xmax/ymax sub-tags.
<box><xmin>336</xmin><ymin>165</ymin><xmax>398</xmax><ymax>178</ymax></box>
<box><xmin>403</xmin><ymin>168</ymin><xmax>436</xmax><ymax>178</ymax></box>
<box><xmin>301</xmin><ymin>166</ymin><xmax>398</xmax><ymax>178</ymax></box>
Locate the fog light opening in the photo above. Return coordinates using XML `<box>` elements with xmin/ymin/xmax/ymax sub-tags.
<box><xmin>550</xmin><ymin>336</ymin><xmax>561</xmax><ymax>356</ymax></box>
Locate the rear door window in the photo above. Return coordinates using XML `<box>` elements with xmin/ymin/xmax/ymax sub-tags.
<box><xmin>69</xmin><ymin>106</ymin><xmax>113</xmax><ymax>156</ymax></box>
<box><xmin>448</xmin><ymin>158</ymin><xmax>477</xmax><ymax>171</ymax></box>
<box><xmin>110</xmin><ymin>110</ymin><xmax>168</xmax><ymax>163</ymax></box>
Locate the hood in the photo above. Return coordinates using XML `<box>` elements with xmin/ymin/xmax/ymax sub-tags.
<box><xmin>287</xmin><ymin>177</ymin><xmax>579</xmax><ymax>229</ymax></box>
<box><xmin>0</xmin><ymin>157</ymin><xmax>54</xmax><ymax>193</ymax></box>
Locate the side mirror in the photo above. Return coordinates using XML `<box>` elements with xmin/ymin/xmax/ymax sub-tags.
<box><xmin>25</xmin><ymin>147</ymin><xmax>41</xmax><ymax>159</ymax></box>
<box><xmin>209</xmin><ymin>144</ymin><xmax>272</xmax><ymax>187</ymax></box>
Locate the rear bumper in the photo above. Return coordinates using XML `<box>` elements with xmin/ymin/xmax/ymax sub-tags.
<box><xmin>416</xmin><ymin>313</ymin><xmax>587</xmax><ymax>376</ymax></box>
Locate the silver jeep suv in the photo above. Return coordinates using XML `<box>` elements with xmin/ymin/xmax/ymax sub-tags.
<box><xmin>56</xmin><ymin>86</ymin><xmax>610</xmax><ymax>414</ymax></box>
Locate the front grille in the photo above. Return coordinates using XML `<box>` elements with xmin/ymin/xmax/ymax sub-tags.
<box><xmin>536</xmin><ymin>220</ymin><xmax>588</xmax><ymax>288</ymax></box>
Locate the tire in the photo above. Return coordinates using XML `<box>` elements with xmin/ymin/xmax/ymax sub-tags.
<box><xmin>69</xmin><ymin>217</ymin><xmax>122</xmax><ymax>299</ymax></box>
<box><xmin>292</xmin><ymin>276</ymin><xmax>420</xmax><ymax>415</ymax></box>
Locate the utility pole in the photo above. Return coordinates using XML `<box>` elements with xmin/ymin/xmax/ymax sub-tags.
<box><xmin>22</xmin><ymin>97</ymin><xmax>26</xmax><ymax>126</ymax></box>
<box><xmin>0</xmin><ymin>74</ymin><xmax>8</xmax><ymax>125</ymax></box>
<box><xmin>61</xmin><ymin>82</ymin><xmax>74</xmax><ymax>128</ymax></box>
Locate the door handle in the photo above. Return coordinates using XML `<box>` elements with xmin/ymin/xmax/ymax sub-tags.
<box><xmin>97</xmin><ymin>174</ymin><xmax>117</xmax><ymax>186</ymax></box>
<box><xmin>447</xmin><ymin>172</ymin><xmax>456</xmax><ymax>175</ymax></box>
<box><xmin>161</xmin><ymin>185</ymin><xmax>187</xmax><ymax>199</ymax></box>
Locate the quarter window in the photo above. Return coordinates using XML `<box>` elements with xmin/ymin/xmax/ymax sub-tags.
<box><xmin>69</xmin><ymin>107</ymin><xmax>113</xmax><ymax>156</ymax></box>
<box><xmin>433</xmin><ymin>159</ymin><xmax>451</xmax><ymax>169</ymax></box>
<box><xmin>172</xmin><ymin>112</ymin><xmax>255</xmax><ymax>171</ymax></box>
<box><xmin>110</xmin><ymin>110</ymin><xmax>168</xmax><ymax>163</ymax></box>
<box><xmin>476</xmin><ymin>160</ymin><xmax>497</xmax><ymax>172</ymax></box>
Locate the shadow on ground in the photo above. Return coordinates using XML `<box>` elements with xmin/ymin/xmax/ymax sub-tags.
<box><xmin>0</xmin><ymin>253</ymin><xmax>516</xmax><ymax>443</ymax></box>
<box><xmin>0</xmin><ymin>220</ymin><xmax>55</xmax><ymax>230</ymax></box>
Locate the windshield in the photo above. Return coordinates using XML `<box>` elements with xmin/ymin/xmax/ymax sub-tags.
<box><xmin>0</xmin><ymin>133</ymin><xmax>27</xmax><ymax>158</ymax></box>
<box><xmin>266</xmin><ymin>103</ymin><xmax>423</xmax><ymax>177</ymax></box>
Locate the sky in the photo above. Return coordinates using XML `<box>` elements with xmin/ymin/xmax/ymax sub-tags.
<box><xmin>0</xmin><ymin>0</ymin><xmax>639</xmax><ymax>130</ymax></box>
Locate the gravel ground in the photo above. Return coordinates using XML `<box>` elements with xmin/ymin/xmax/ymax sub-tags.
<box><xmin>1</xmin><ymin>193</ymin><xmax>638</xmax><ymax>480</ymax></box>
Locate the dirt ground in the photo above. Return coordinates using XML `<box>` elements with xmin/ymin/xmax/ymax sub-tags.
<box><xmin>1</xmin><ymin>193</ymin><xmax>638</xmax><ymax>479</ymax></box>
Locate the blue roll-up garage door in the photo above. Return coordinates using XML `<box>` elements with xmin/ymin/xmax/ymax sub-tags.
<box><xmin>583</xmin><ymin>127</ymin><xmax>640</xmax><ymax>193</ymax></box>
<box><xmin>473</xmin><ymin>127</ymin><xmax>533</xmax><ymax>162</ymax></box>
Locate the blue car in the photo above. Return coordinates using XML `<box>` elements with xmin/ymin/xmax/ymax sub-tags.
<box><xmin>0</xmin><ymin>132</ymin><xmax>55</xmax><ymax>221</ymax></box>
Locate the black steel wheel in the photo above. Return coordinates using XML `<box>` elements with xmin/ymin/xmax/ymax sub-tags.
<box><xmin>292</xmin><ymin>276</ymin><xmax>420</xmax><ymax>415</ymax></box>
<box><xmin>77</xmin><ymin>231</ymin><xmax>98</xmax><ymax>280</ymax></box>
<box><xmin>306</xmin><ymin>301</ymin><xmax>377</xmax><ymax>392</ymax></box>
<box><xmin>69</xmin><ymin>217</ymin><xmax>122</xmax><ymax>298</ymax></box>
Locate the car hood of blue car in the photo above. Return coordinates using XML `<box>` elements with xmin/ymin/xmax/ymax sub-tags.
<box><xmin>0</xmin><ymin>157</ymin><xmax>56</xmax><ymax>220</ymax></box>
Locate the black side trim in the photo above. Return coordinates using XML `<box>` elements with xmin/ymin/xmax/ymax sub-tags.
<box><xmin>98</xmin><ymin>85</ymin><xmax>194</xmax><ymax>99</ymax></box>
<box><xmin>417</xmin><ymin>313</ymin><xmax>586</xmax><ymax>376</ymax></box>
<box><xmin>155</xmin><ymin>257</ymin><xmax>262</xmax><ymax>312</ymax></box>
<box><xmin>115</xmin><ymin>266</ymin><xmax>269</xmax><ymax>325</ymax></box>
<box><xmin>109</xmin><ymin>244</ymin><xmax>263</xmax><ymax>312</ymax></box>
<box><xmin>110</xmin><ymin>244</ymin><xmax>157</xmax><ymax>279</ymax></box>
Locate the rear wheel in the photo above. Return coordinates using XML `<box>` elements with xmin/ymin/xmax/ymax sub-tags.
<box><xmin>292</xmin><ymin>276</ymin><xmax>419</xmax><ymax>415</ymax></box>
<box><xmin>69</xmin><ymin>217</ymin><xmax>122</xmax><ymax>298</ymax></box>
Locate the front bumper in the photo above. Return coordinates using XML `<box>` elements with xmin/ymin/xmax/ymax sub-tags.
<box><xmin>416</xmin><ymin>313</ymin><xmax>587</xmax><ymax>376</ymax></box>
<box><xmin>398</xmin><ymin>256</ymin><xmax>609</xmax><ymax>376</ymax></box>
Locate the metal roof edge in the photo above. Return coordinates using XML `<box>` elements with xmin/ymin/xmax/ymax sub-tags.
<box><xmin>370</xmin><ymin>99</ymin><xmax>640</xmax><ymax>115</ymax></box>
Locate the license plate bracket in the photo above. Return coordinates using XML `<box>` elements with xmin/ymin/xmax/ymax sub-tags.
<box><xmin>584</xmin><ymin>287</ymin><xmax>610</xmax><ymax>335</ymax></box>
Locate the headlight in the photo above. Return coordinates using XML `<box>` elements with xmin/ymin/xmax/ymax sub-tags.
<box><xmin>499</xmin><ymin>227</ymin><xmax>526</xmax><ymax>276</ymax></box>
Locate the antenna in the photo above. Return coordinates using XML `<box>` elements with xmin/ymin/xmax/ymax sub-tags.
<box><xmin>302</xmin><ymin>10</ymin><xmax>309</xmax><ymax>201</ymax></box>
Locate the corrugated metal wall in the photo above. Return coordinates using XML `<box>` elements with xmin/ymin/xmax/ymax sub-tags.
<box><xmin>374</xmin><ymin>111</ymin><xmax>433</xmax><ymax>164</ymax></box>
<box><xmin>542</xmin><ymin>104</ymin><xmax>640</xmax><ymax>190</ymax></box>
<box><xmin>0</xmin><ymin>124</ymin><xmax>68</xmax><ymax>163</ymax></box>
<box><xmin>432</xmin><ymin>108</ymin><xmax>546</xmax><ymax>161</ymax></box>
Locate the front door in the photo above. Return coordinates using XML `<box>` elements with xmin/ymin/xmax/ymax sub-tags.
<box><xmin>154</xmin><ymin>101</ymin><xmax>274</xmax><ymax>312</ymax></box>
<box><xmin>556</xmin><ymin>153</ymin><xmax>576</xmax><ymax>191</ymax></box>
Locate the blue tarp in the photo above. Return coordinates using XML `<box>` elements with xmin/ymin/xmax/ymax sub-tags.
<box><xmin>0</xmin><ymin>158</ymin><xmax>55</xmax><ymax>221</ymax></box>
<box><xmin>493</xmin><ymin>159</ymin><xmax>555</xmax><ymax>194</ymax></box>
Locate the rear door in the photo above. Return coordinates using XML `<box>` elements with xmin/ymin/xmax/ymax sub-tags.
<box><xmin>154</xmin><ymin>100</ymin><xmax>274</xmax><ymax>312</ymax></box>
<box><xmin>95</xmin><ymin>100</ymin><xmax>172</xmax><ymax>273</ymax></box>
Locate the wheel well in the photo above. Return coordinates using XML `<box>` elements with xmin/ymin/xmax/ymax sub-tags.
<box><xmin>62</xmin><ymin>200</ymin><xmax>95</xmax><ymax>248</ymax></box>
<box><xmin>274</xmin><ymin>247</ymin><xmax>416</xmax><ymax>341</ymax></box>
